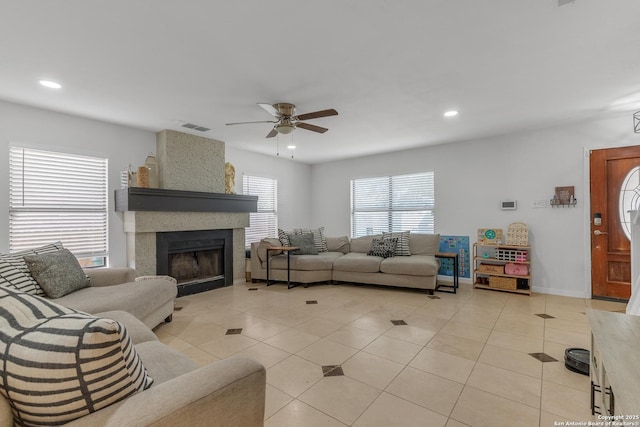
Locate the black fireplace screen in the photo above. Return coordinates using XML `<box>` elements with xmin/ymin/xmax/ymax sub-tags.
<box><xmin>168</xmin><ymin>249</ymin><xmax>223</xmax><ymax>284</ymax></box>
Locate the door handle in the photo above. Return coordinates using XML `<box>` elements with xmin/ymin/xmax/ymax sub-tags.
<box><xmin>594</xmin><ymin>230</ymin><xmax>608</xmax><ymax>235</ymax></box>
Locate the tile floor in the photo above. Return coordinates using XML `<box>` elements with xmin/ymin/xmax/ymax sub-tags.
<box><xmin>153</xmin><ymin>280</ymin><xmax>626</xmax><ymax>427</ymax></box>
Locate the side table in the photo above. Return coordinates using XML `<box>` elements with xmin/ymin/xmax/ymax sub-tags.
<box><xmin>266</xmin><ymin>246</ymin><xmax>300</xmax><ymax>289</ymax></box>
<box><xmin>435</xmin><ymin>252</ymin><xmax>459</xmax><ymax>294</ymax></box>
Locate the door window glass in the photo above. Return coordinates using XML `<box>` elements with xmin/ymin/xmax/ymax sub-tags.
<box><xmin>619</xmin><ymin>166</ymin><xmax>640</xmax><ymax>240</ymax></box>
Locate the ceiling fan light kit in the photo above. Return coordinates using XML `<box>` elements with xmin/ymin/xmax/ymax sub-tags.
<box><xmin>226</xmin><ymin>102</ymin><xmax>338</xmax><ymax>138</ymax></box>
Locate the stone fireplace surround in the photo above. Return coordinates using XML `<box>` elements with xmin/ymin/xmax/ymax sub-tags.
<box><xmin>118</xmin><ymin>130</ymin><xmax>257</xmax><ymax>290</ymax></box>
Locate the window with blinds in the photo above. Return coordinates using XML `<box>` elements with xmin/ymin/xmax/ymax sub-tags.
<box><xmin>351</xmin><ymin>171</ymin><xmax>435</xmax><ymax>238</ymax></box>
<box><xmin>9</xmin><ymin>146</ymin><xmax>109</xmax><ymax>267</ymax></box>
<box><xmin>243</xmin><ymin>175</ymin><xmax>278</xmax><ymax>246</ymax></box>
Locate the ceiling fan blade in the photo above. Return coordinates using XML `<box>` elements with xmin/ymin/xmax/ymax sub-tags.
<box><xmin>258</xmin><ymin>103</ymin><xmax>280</xmax><ymax>118</ymax></box>
<box><xmin>225</xmin><ymin>120</ymin><xmax>276</xmax><ymax>126</ymax></box>
<box><xmin>295</xmin><ymin>108</ymin><xmax>338</xmax><ymax>121</ymax></box>
<box><xmin>297</xmin><ymin>122</ymin><xmax>328</xmax><ymax>133</ymax></box>
<box><xmin>266</xmin><ymin>128</ymin><xmax>278</xmax><ymax>138</ymax></box>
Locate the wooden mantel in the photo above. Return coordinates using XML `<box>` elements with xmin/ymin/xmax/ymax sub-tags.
<box><xmin>114</xmin><ymin>187</ymin><xmax>258</xmax><ymax>213</ymax></box>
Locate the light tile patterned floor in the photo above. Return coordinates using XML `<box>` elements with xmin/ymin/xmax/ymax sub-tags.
<box><xmin>153</xmin><ymin>281</ymin><xmax>626</xmax><ymax>427</ymax></box>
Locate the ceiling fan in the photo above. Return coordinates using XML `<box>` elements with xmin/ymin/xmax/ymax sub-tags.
<box><xmin>226</xmin><ymin>103</ymin><xmax>338</xmax><ymax>138</ymax></box>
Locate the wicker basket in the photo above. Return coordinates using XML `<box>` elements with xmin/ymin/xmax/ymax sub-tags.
<box><xmin>478</xmin><ymin>264</ymin><xmax>505</xmax><ymax>274</ymax></box>
<box><xmin>489</xmin><ymin>276</ymin><xmax>517</xmax><ymax>290</ymax></box>
<box><xmin>505</xmin><ymin>222</ymin><xmax>528</xmax><ymax>246</ymax></box>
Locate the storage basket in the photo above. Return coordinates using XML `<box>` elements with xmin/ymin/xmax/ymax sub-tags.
<box><xmin>505</xmin><ymin>222</ymin><xmax>528</xmax><ymax>246</ymax></box>
<box><xmin>495</xmin><ymin>248</ymin><xmax>528</xmax><ymax>262</ymax></box>
<box><xmin>489</xmin><ymin>276</ymin><xmax>517</xmax><ymax>290</ymax></box>
<box><xmin>478</xmin><ymin>263</ymin><xmax>505</xmax><ymax>274</ymax></box>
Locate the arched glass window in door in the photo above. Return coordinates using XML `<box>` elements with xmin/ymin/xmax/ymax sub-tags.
<box><xmin>619</xmin><ymin>166</ymin><xmax>640</xmax><ymax>240</ymax></box>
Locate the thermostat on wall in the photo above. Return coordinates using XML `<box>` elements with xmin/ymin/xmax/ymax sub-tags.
<box><xmin>501</xmin><ymin>200</ymin><xmax>517</xmax><ymax>210</ymax></box>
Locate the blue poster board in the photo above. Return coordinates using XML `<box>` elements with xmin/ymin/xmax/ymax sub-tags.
<box><xmin>438</xmin><ymin>236</ymin><xmax>470</xmax><ymax>279</ymax></box>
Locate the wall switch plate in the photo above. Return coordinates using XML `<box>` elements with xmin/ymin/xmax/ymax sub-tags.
<box><xmin>533</xmin><ymin>200</ymin><xmax>547</xmax><ymax>208</ymax></box>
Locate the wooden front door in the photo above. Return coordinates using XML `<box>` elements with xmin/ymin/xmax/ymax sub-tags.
<box><xmin>590</xmin><ymin>145</ymin><xmax>640</xmax><ymax>300</ymax></box>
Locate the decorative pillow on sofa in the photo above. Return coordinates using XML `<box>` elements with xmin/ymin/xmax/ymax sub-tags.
<box><xmin>288</xmin><ymin>232</ymin><xmax>318</xmax><ymax>255</ymax></box>
<box><xmin>0</xmin><ymin>242</ymin><xmax>64</xmax><ymax>296</ymax></box>
<box><xmin>367</xmin><ymin>237</ymin><xmax>398</xmax><ymax>258</ymax></box>
<box><xmin>278</xmin><ymin>229</ymin><xmax>291</xmax><ymax>246</ymax></box>
<box><xmin>382</xmin><ymin>231</ymin><xmax>411</xmax><ymax>256</ymax></box>
<box><xmin>293</xmin><ymin>227</ymin><xmax>328</xmax><ymax>252</ymax></box>
<box><xmin>257</xmin><ymin>238</ymin><xmax>284</xmax><ymax>262</ymax></box>
<box><xmin>23</xmin><ymin>248</ymin><xmax>89</xmax><ymax>299</ymax></box>
<box><xmin>0</xmin><ymin>287</ymin><xmax>153</xmax><ymax>427</ymax></box>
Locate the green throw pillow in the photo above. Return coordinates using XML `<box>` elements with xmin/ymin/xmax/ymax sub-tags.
<box><xmin>23</xmin><ymin>248</ymin><xmax>89</xmax><ymax>299</ymax></box>
<box><xmin>288</xmin><ymin>232</ymin><xmax>318</xmax><ymax>255</ymax></box>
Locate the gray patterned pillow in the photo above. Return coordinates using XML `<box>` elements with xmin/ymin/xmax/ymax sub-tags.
<box><xmin>0</xmin><ymin>287</ymin><xmax>153</xmax><ymax>426</ymax></box>
<box><xmin>0</xmin><ymin>241</ymin><xmax>64</xmax><ymax>295</ymax></box>
<box><xmin>382</xmin><ymin>231</ymin><xmax>411</xmax><ymax>256</ymax></box>
<box><xmin>293</xmin><ymin>227</ymin><xmax>328</xmax><ymax>252</ymax></box>
<box><xmin>288</xmin><ymin>232</ymin><xmax>318</xmax><ymax>255</ymax></box>
<box><xmin>368</xmin><ymin>237</ymin><xmax>398</xmax><ymax>258</ymax></box>
<box><xmin>23</xmin><ymin>248</ymin><xmax>89</xmax><ymax>299</ymax></box>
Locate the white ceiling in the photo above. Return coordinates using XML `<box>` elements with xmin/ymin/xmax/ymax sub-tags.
<box><xmin>1</xmin><ymin>0</ymin><xmax>639</xmax><ymax>164</ymax></box>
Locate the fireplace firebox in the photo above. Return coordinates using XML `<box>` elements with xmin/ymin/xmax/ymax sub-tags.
<box><xmin>156</xmin><ymin>229</ymin><xmax>233</xmax><ymax>297</ymax></box>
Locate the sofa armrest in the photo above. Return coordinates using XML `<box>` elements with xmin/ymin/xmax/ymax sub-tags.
<box><xmin>66</xmin><ymin>356</ymin><xmax>266</xmax><ymax>427</ymax></box>
<box><xmin>83</xmin><ymin>267</ymin><xmax>137</xmax><ymax>287</ymax></box>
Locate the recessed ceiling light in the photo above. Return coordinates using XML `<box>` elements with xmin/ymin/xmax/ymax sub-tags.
<box><xmin>39</xmin><ymin>80</ymin><xmax>62</xmax><ymax>89</ymax></box>
<box><xmin>444</xmin><ymin>110</ymin><xmax>458</xmax><ymax>117</ymax></box>
<box><xmin>287</xmin><ymin>145</ymin><xmax>296</xmax><ymax>149</ymax></box>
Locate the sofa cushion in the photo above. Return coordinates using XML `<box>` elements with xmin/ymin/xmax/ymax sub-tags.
<box><xmin>0</xmin><ymin>287</ymin><xmax>153</xmax><ymax>426</ymax></box>
<box><xmin>349</xmin><ymin>235</ymin><xmax>380</xmax><ymax>253</ymax></box>
<box><xmin>382</xmin><ymin>231</ymin><xmax>411</xmax><ymax>256</ymax></box>
<box><xmin>367</xmin><ymin>237</ymin><xmax>398</xmax><ymax>258</ymax></box>
<box><xmin>51</xmin><ymin>279</ymin><xmax>177</xmax><ymax>322</ymax></box>
<box><xmin>23</xmin><ymin>248</ymin><xmax>89</xmax><ymax>298</ymax></box>
<box><xmin>0</xmin><ymin>241</ymin><xmax>64</xmax><ymax>296</ymax></box>
<box><xmin>134</xmin><ymin>341</ymin><xmax>198</xmax><ymax>385</ymax></box>
<box><xmin>288</xmin><ymin>232</ymin><xmax>318</xmax><ymax>255</ymax></box>
<box><xmin>333</xmin><ymin>252</ymin><xmax>383</xmax><ymax>273</ymax></box>
<box><xmin>408</xmin><ymin>233</ymin><xmax>440</xmax><ymax>256</ymax></box>
<box><xmin>293</xmin><ymin>227</ymin><xmax>328</xmax><ymax>252</ymax></box>
<box><xmin>267</xmin><ymin>252</ymin><xmax>342</xmax><ymax>271</ymax></box>
<box><xmin>379</xmin><ymin>255</ymin><xmax>439</xmax><ymax>276</ymax></box>
<box><xmin>326</xmin><ymin>236</ymin><xmax>350</xmax><ymax>254</ymax></box>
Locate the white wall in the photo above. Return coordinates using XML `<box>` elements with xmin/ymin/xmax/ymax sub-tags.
<box><xmin>0</xmin><ymin>100</ymin><xmax>313</xmax><ymax>266</ymax></box>
<box><xmin>310</xmin><ymin>113</ymin><xmax>640</xmax><ymax>298</ymax></box>
<box><xmin>225</xmin><ymin>146</ymin><xmax>312</xmax><ymax>231</ymax></box>
<box><xmin>0</xmin><ymin>100</ymin><xmax>156</xmax><ymax>267</ymax></box>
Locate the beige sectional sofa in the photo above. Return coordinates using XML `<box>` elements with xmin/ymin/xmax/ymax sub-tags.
<box><xmin>0</xmin><ymin>259</ymin><xmax>266</xmax><ymax>426</ymax></box>
<box><xmin>251</xmin><ymin>233</ymin><xmax>440</xmax><ymax>293</ymax></box>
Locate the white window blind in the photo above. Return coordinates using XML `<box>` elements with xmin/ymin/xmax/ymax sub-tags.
<box><xmin>243</xmin><ymin>175</ymin><xmax>278</xmax><ymax>246</ymax></box>
<box><xmin>351</xmin><ymin>171</ymin><xmax>435</xmax><ymax>237</ymax></box>
<box><xmin>9</xmin><ymin>147</ymin><xmax>108</xmax><ymax>265</ymax></box>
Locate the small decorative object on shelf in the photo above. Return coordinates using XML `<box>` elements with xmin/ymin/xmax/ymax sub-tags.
<box><xmin>144</xmin><ymin>154</ymin><xmax>158</xmax><ymax>188</ymax></box>
<box><xmin>505</xmin><ymin>222</ymin><xmax>528</xmax><ymax>246</ymax></box>
<box><xmin>634</xmin><ymin>110</ymin><xmax>640</xmax><ymax>133</ymax></box>
<box><xmin>477</xmin><ymin>228</ymin><xmax>503</xmax><ymax>244</ymax></box>
<box><xmin>551</xmin><ymin>186</ymin><xmax>577</xmax><ymax>207</ymax></box>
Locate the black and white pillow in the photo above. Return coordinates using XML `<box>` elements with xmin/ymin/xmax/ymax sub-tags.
<box><xmin>382</xmin><ymin>231</ymin><xmax>411</xmax><ymax>256</ymax></box>
<box><xmin>0</xmin><ymin>287</ymin><xmax>153</xmax><ymax>426</ymax></box>
<box><xmin>0</xmin><ymin>242</ymin><xmax>64</xmax><ymax>296</ymax></box>
<box><xmin>368</xmin><ymin>237</ymin><xmax>398</xmax><ymax>258</ymax></box>
<box><xmin>293</xmin><ymin>227</ymin><xmax>328</xmax><ymax>253</ymax></box>
<box><xmin>278</xmin><ymin>229</ymin><xmax>291</xmax><ymax>246</ymax></box>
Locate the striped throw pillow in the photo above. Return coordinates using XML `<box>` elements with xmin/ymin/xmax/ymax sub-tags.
<box><xmin>0</xmin><ymin>287</ymin><xmax>153</xmax><ymax>426</ymax></box>
<box><xmin>278</xmin><ymin>229</ymin><xmax>291</xmax><ymax>246</ymax></box>
<box><xmin>0</xmin><ymin>242</ymin><xmax>64</xmax><ymax>296</ymax></box>
<box><xmin>382</xmin><ymin>231</ymin><xmax>411</xmax><ymax>256</ymax></box>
